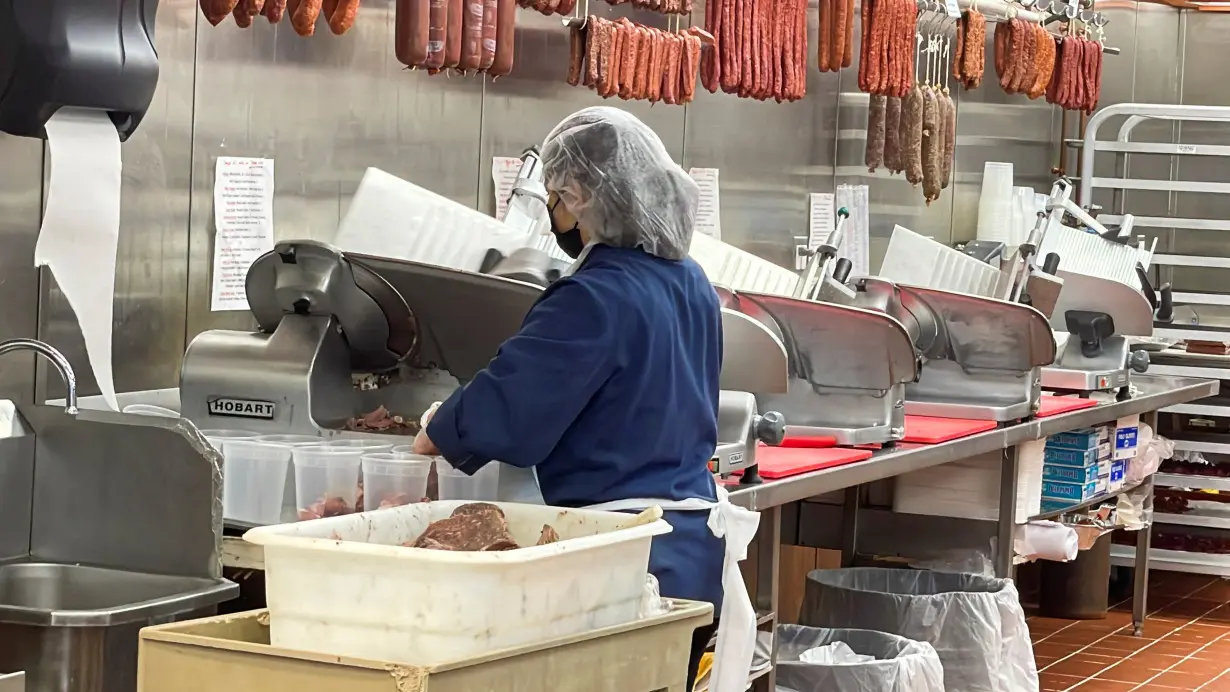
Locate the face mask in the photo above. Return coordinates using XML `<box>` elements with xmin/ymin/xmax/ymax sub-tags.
<box><xmin>549</xmin><ymin>197</ymin><xmax>585</xmax><ymax>259</ymax></box>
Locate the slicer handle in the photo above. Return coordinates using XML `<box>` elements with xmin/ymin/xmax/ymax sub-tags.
<box><xmin>833</xmin><ymin>258</ymin><xmax>853</xmax><ymax>284</ymax></box>
<box><xmin>1156</xmin><ymin>283</ymin><xmax>1174</xmax><ymax>323</ymax></box>
<box><xmin>1042</xmin><ymin>253</ymin><xmax>1060</xmax><ymax>275</ymax></box>
<box><xmin>1129</xmin><ymin>349</ymin><xmax>1151</xmax><ymax>374</ymax></box>
<box><xmin>1136</xmin><ymin>263</ymin><xmax>1158</xmax><ymax>310</ymax></box>
<box><xmin>755</xmin><ymin>411</ymin><xmax>786</xmax><ymax>446</ymax></box>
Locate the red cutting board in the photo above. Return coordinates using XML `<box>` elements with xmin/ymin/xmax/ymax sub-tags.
<box><xmin>779</xmin><ymin>435</ymin><xmax>839</xmax><ymax>449</ymax></box>
<box><xmin>902</xmin><ymin>415</ymin><xmax>998</xmax><ymax>444</ymax></box>
<box><xmin>1038</xmin><ymin>394</ymin><xmax>1099</xmax><ymax>418</ymax></box>
<box><xmin>746</xmin><ymin>445</ymin><xmax>874</xmax><ymax>479</ymax></box>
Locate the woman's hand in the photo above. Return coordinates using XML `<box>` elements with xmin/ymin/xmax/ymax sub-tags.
<box><xmin>413</xmin><ymin>428</ymin><xmax>440</xmax><ymax>456</ymax></box>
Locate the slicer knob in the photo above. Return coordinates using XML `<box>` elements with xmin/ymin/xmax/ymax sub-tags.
<box><xmin>755</xmin><ymin>411</ymin><xmax>786</xmax><ymax>446</ymax></box>
<box><xmin>1129</xmin><ymin>349</ymin><xmax>1151</xmax><ymax>374</ymax></box>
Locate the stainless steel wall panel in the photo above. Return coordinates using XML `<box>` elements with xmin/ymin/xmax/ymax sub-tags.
<box><xmin>35</xmin><ymin>0</ymin><xmax>198</xmax><ymax>402</ymax></box>
<box><xmin>682</xmin><ymin>0</ymin><xmax>835</xmax><ymax>269</ymax></box>
<box><xmin>0</xmin><ymin>135</ymin><xmax>43</xmax><ymax>403</ymax></box>
<box><xmin>183</xmin><ymin>1</ymin><xmax>487</xmax><ymax>339</ymax></box>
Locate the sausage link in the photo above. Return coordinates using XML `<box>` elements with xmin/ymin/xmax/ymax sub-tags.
<box><xmin>993</xmin><ymin>20</ymin><xmax>1009</xmax><ymax>84</ymax></box>
<box><xmin>831</xmin><ymin>0</ymin><xmax>848</xmax><ymax>72</ymax></box>
<box><xmin>619</xmin><ymin>22</ymin><xmax>640</xmax><ymax>99</ymax></box>
<box><xmin>941</xmin><ymin>90</ymin><xmax>956</xmax><ymax>189</ymax></box>
<box><xmin>489</xmin><ymin>0</ymin><xmax>516</xmax><ymax>76</ymax></box>
<box><xmin>567</xmin><ymin>26</ymin><xmax>584</xmax><ymax>85</ymax></box>
<box><xmin>668</xmin><ymin>33</ymin><xmax>685</xmax><ymax>104</ymax></box>
<box><xmin>604</xmin><ymin>20</ymin><xmax>624</xmax><ymax>98</ymax></box>
<box><xmin>843</xmin><ymin>0</ymin><xmax>855</xmax><ymax>68</ymax></box>
<box><xmin>1009</xmin><ymin>18</ymin><xmax>1034</xmax><ymax>93</ymax></box>
<box><xmin>1018</xmin><ymin>22</ymin><xmax>1040</xmax><ymax>93</ymax></box>
<box><xmin>819</xmin><ymin>0</ymin><xmax>833</xmax><ymax>73</ymax></box>
<box><xmin>1089</xmin><ymin>38</ymin><xmax>1103</xmax><ymax>112</ymax></box>
<box><xmin>963</xmin><ymin>10</ymin><xmax>985</xmax><ymax>89</ymax></box>
<box><xmin>327</xmin><ymin>0</ymin><xmax>360</xmax><ymax>34</ymax></box>
<box><xmin>797</xmin><ymin>0</ymin><xmax>809</xmax><ymax>99</ymax></box>
<box><xmin>750</xmin><ymin>0</ymin><xmax>763</xmax><ymax>97</ymax></box>
<box><xmin>740</xmin><ymin>0</ymin><xmax>752</xmax><ymax>96</ymax></box>
<box><xmin>921</xmin><ymin>87</ymin><xmax>941</xmax><ymax>204</ymax></box>
<box><xmin>456</xmin><ymin>0</ymin><xmax>482</xmax><ymax>70</ymax></box>
<box><xmin>263</xmin><ymin>0</ymin><xmax>287</xmax><ymax>21</ymax></box>
<box><xmin>425</xmin><ymin>0</ymin><xmax>447</xmax><ymax>67</ymax></box>
<box><xmin>683</xmin><ymin>33</ymin><xmax>702</xmax><ymax>103</ymax></box>
<box><xmin>478</xmin><ymin>0</ymin><xmax>497</xmax><ymax>69</ymax></box>
<box><xmin>866</xmin><ymin>94</ymin><xmax>887</xmax><ymax>173</ymax></box>
<box><xmin>202</xmin><ymin>0</ymin><xmax>241</xmax><ymax>25</ymax></box>
<box><xmin>903</xmin><ymin>85</ymin><xmax>924</xmax><ymax>186</ymax></box>
<box><xmin>953</xmin><ymin>13</ymin><xmax>965</xmax><ymax>82</ymax></box>
<box><xmin>865</xmin><ymin>0</ymin><xmax>885</xmax><ymax>92</ymax></box>
<box><xmin>702</xmin><ymin>0</ymin><xmax>720</xmax><ymax>92</ymax></box>
<box><xmin>584</xmin><ymin>16</ymin><xmax>600</xmax><ymax>86</ymax></box>
<box><xmin>858</xmin><ymin>0</ymin><xmax>872</xmax><ymax>91</ymax></box>
<box><xmin>289</xmin><ymin>0</ymin><xmax>322</xmax><ymax>35</ymax></box>
<box><xmin>396</xmin><ymin>0</ymin><xmax>430</xmax><ymax>66</ymax></box>
<box><xmin>884</xmin><ymin>95</ymin><xmax>903</xmax><ymax>173</ymax></box>
<box><xmin>1046</xmin><ymin>35</ymin><xmax>1064</xmax><ymax>104</ymax></box>
<box><xmin>444</xmin><ymin>0</ymin><xmax>463</xmax><ymax>66</ymax></box>
<box><xmin>233</xmin><ymin>0</ymin><xmax>265</xmax><ymax>27</ymax></box>
<box><xmin>721</xmin><ymin>0</ymin><xmax>738</xmax><ymax>92</ymax></box>
<box><xmin>648</xmin><ymin>29</ymin><xmax>666</xmax><ymax>102</ymax></box>
<box><xmin>1067</xmin><ymin>37</ymin><xmax>1084</xmax><ymax>110</ymax></box>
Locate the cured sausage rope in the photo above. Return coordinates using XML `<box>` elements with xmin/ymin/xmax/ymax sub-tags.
<box><xmin>697</xmin><ymin>0</ymin><xmax>807</xmax><ymax>100</ymax></box>
<box><xmin>856</xmin><ymin>0</ymin><xmax>915</xmax><ymax>96</ymax></box>
<box><xmin>565</xmin><ymin>16</ymin><xmax>707</xmax><ymax>105</ymax></box>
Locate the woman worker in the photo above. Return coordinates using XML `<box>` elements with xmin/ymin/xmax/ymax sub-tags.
<box><xmin>412</xmin><ymin>106</ymin><xmax>758</xmax><ymax>692</ymax></box>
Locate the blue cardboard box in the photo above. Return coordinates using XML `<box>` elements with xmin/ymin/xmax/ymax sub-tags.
<box><xmin>1040</xmin><ymin>499</ymin><xmax>1075</xmax><ymax>514</ymax></box>
<box><xmin>1044</xmin><ymin>446</ymin><xmax>1101</xmax><ymax>467</ymax></box>
<box><xmin>1047</xmin><ymin>428</ymin><xmax>1101</xmax><ymax>451</ymax></box>
<box><xmin>1044</xmin><ymin>463</ymin><xmax>1100</xmax><ymax>484</ymax></box>
<box><xmin>1042</xmin><ymin>479</ymin><xmax>1101</xmax><ymax>503</ymax></box>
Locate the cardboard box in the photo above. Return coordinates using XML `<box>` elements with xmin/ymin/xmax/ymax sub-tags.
<box><xmin>1115</xmin><ymin>416</ymin><xmax>1139</xmax><ymax>461</ymax></box>
<box><xmin>1042</xmin><ymin>479</ymin><xmax>1101</xmax><ymax>503</ymax></box>
<box><xmin>138</xmin><ymin>607</ymin><xmax>712</xmax><ymax>692</ymax></box>
<box><xmin>1044</xmin><ymin>463</ymin><xmax>1100</xmax><ymax>484</ymax></box>
<box><xmin>1044</xmin><ymin>446</ymin><xmax>1100</xmax><ymax>468</ymax></box>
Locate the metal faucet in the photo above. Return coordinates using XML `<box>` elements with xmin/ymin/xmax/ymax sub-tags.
<box><xmin>0</xmin><ymin>339</ymin><xmax>78</xmax><ymax>414</ymax></box>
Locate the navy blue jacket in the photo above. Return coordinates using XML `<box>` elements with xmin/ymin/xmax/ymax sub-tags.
<box><xmin>429</xmin><ymin>244</ymin><xmax>726</xmax><ymax>607</ymax></box>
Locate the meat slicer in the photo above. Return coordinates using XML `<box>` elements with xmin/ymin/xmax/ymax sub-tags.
<box><xmin>815</xmin><ymin>224</ymin><xmax>1056</xmax><ymax>422</ymax></box>
<box><xmin>1022</xmin><ymin>179</ymin><xmax>1161</xmax><ymax>397</ymax></box>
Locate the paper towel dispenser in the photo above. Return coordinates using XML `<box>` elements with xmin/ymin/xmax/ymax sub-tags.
<box><xmin>0</xmin><ymin>0</ymin><xmax>160</xmax><ymax>141</ymax></box>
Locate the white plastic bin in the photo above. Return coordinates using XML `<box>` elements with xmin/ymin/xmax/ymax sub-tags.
<box><xmin>361</xmin><ymin>452</ymin><xmax>431</xmax><ymax>509</ymax></box>
<box><xmin>222</xmin><ymin>434</ymin><xmax>322</xmax><ymax>525</ymax></box>
<box><xmin>437</xmin><ymin>458</ymin><xmax>499</xmax><ymax>501</ymax></box>
<box><xmin>292</xmin><ymin>446</ymin><xmax>365</xmax><ymax>520</ymax></box>
<box><xmin>243</xmin><ymin>501</ymin><xmax>672</xmax><ymax>666</ymax></box>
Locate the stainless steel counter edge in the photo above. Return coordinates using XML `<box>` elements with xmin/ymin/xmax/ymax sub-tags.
<box><xmin>729</xmin><ymin>375</ymin><xmax>1219</xmax><ymax>511</ymax></box>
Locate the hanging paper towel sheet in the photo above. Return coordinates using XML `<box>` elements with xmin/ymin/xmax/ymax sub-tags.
<box><xmin>35</xmin><ymin>108</ymin><xmax>121</xmax><ymax>411</ymax></box>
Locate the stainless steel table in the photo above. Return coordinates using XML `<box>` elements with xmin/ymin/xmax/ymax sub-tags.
<box><xmin>729</xmin><ymin>375</ymin><xmax>1218</xmax><ymax>692</ymax></box>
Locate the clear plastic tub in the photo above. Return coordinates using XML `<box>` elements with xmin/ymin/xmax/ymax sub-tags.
<box><xmin>361</xmin><ymin>453</ymin><xmax>432</xmax><ymax>509</ymax></box>
<box><xmin>243</xmin><ymin>500</ymin><xmax>673</xmax><ymax>666</ymax></box>
<box><xmin>320</xmin><ymin>438</ymin><xmax>394</xmax><ymax>452</ymax></box>
<box><xmin>222</xmin><ymin>434</ymin><xmax>323</xmax><ymax>525</ymax></box>
<box><xmin>436</xmin><ymin>458</ymin><xmax>500</xmax><ymax>501</ymax></box>
<box><xmin>200</xmin><ymin>429</ymin><xmax>259</xmax><ymax>454</ymax></box>
<box><xmin>292</xmin><ymin>446</ymin><xmax>365</xmax><ymax>520</ymax></box>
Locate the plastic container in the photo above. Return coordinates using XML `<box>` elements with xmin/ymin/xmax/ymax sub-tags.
<box><xmin>436</xmin><ymin>458</ymin><xmax>500</xmax><ymax>501</ymax></box>
<box><xmin>292</xmin><ymin>446</ymin><xmax>366</xmax><ymax>520</ymax></box>
<box><xmin>122</xmin><ymin>403</ymin><xmax>179</xmax><ymax>418</ymax></box>
<box><xmin>361</xmin><ymin>452</ymin><xmax>432</xmax><ymax>509</ymax></box>
<box><xmin>222</xmin><ymin>435</ymin><xmax>322</xmax><ymax>525</ymax></box>
<box><xmin>320</xmin><ymin>438</ymin><xmax>394</xmax><ymax>452</ymax></box>
<box><xmin>200</xmin><ymin>429</ymin><xmax>260</xmax><ymax>454</ymax></box>
<box><xmin>242</xmin><ymin>500</ymin><xmax>673</xmax><ymax>665</ymax></box>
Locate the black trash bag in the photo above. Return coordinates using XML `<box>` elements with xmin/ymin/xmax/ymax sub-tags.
<box><xmin>775</xmin><ymin>625</ymin><xmax>945</xmax><ymax>692</ymax></box>
<box><xmin>799</xmin><ymin>568</ymin><xmax>1038</xmax><ymax>692</ymax></box>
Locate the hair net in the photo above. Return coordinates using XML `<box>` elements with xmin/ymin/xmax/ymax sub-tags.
<box><xmin>541</xmin><ymin>106</ymin><xmax>699</xmax><ymax>261</ymax></box>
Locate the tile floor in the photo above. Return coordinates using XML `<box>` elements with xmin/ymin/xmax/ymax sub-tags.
<box><xmin>1029</xmin><ymin>572</ymin><xmax>1230</xmax><ymax>691</ymax></box>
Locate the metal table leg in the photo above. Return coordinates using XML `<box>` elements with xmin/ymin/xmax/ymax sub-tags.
<box><xmin>1132</xmin><ymin>475</ymin><xmax>1153</xmax><ymax>637</ymax></box>
<box><xmin>751</xmin><ymin>504</ymin><xmax>780</xmax><ymax>692</ymax></box>
<box><xmin>996</xmin><ymin>446</ymin><xmax>1020</xmax><ymax>579</ymax></box>
<box><xmin>841</xmin><ymin>485</ymin><xmax>860</xmax><ymax>567</ymax></box>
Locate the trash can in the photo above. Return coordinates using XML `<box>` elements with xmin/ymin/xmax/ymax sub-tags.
<box><xmin>775</xmin><ymin>625</ymin><xmax>945</xmax><ymax>692</ymax></box>
<box><xmin>799</xmin><ymin>568</ymin><xmax>1038</xmax><ymax>692</ymax></box>
<box><xmin>1039</xmin><ymin>532</ymin><xmax>1113</xmax><ymax>620</ymax></box>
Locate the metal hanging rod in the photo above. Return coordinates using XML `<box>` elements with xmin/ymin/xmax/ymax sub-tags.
<box><xmin>916</xmin><ymin>0</ymin><xmax>1121</xmax><ymax>55</ymax></box>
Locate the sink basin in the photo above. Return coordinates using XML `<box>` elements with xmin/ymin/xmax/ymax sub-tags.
<box><xmin>0</xmin><ymin>562</ymin><xmax>236</xmax><ymax>627</ymax></box>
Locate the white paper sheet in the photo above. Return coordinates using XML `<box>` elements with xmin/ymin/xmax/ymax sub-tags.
<box><xmin>210</xmin><ymin>157</ymin><xmax>275</xmax><ymax>312</ymax></box>
<box><xmin>688</xmin><ymin>168</ymin><xmax>722</xmax><ymax>240</ymax></box>
<box><xmin>35</xmin><ymin>108</ymin><xmax>122</xmax><ymax>411</ymax></box>
<box><xmin>492</xmin><ymin>156</ymin><xmax>524</xmax><ymax>220</ymax></box>
<box><xmin>806</xmin><ymin>193</ymin><xmax>835</xmax><ymax>248</ymax></box>
<box><xmin>835</xmin><ymin>184</ymin><xmax>872</xmax><ymax>277</ymax></box>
